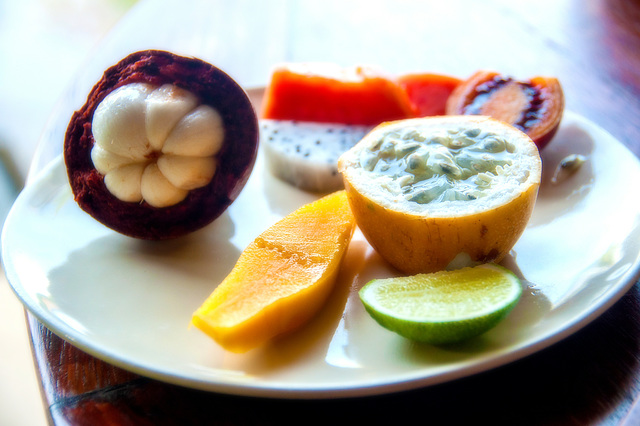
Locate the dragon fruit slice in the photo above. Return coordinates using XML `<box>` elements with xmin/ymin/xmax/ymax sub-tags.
<box><xmin>261</xmin><ymin>119</ymin><xmax>372</xmax><ymax>193</ymax></box>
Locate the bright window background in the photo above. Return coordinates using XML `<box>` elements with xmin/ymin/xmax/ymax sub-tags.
<box><xmin>0</xmin><ymin>1</ymin><xmax>136</xmax><ymax>424</ymax></box>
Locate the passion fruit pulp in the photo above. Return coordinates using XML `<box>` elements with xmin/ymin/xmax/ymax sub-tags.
<box><xmin>338</xmin><ymin>115</ymin><xmax>542</xmax><ymax>275</ymax></box>
<box><xmin>64</xmin><ymin>50</ymin><xmax>259</xmax><ymax>240</ymax></box>
<box><xmin>445</xmin><ymin>70</ymin><xmax>564</xmax><ymax>150</ymax></box>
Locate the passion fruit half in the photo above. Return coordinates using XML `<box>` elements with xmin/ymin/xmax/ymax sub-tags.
<box><xmin>446</xmin><ymin>70</ymin><xmax>564</xmax><ymax>150</ymax></box>
<box><xmin>64</xmin><ymin>50</ymin><xmax>259</xmax><ymax>240</ymax></box>
<box><xmin>338</xmin><ymin>116</ymin><xmax>541</xmax><ymax>274</ymax></box>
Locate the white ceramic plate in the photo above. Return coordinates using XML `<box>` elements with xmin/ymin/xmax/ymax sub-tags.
<box><xmin>3</xmin><ymin>111</ymin><xmax>640</xmax><ymax>399</ymax></box>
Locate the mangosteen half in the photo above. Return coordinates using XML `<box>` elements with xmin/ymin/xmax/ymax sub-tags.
<box><xmin>64</xmin><ymin>50</ymin><xmax>259</xmax><ymax>240</ymax></box>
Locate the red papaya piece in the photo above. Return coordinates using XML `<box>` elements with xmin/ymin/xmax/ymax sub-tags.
<box><xmin>446</xmin><ymin>70</ymin><xmax>564</xmax><ymax>149</ymax></box>
<box><xmin>396</xmin><ymin>72</ymin><xmax>461</xmax><ymax>116</ymax></box>
<box><xmin>64</xmin><ymin>50</ymin><xmax>259</xmax><ymax>240</ymax></box>
<box><xmin>261</xmin><ymin>63</ymin><xmax>416</xmax><ymax>125</ymax></box>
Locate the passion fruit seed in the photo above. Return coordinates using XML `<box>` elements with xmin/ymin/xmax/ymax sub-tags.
<box><xmin>91</xmin><ymin>82</ymin><xmax>224</xmax><ymax>208</ymax></box>
<box><xmin>551</xmin><ymin>153</ymin><xmax>587</xmax><ymax>184</ymax></box>
<box><xmin>358</xmin><ymin>124</ymin><xmax>526</xmax><ymax>205</ymax></box>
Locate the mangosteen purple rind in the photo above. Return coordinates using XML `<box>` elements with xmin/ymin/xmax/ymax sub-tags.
<box><xmin>64</xmin><ymin>50</ymin><xmax>259</xmax><ymax>240</ymax></box>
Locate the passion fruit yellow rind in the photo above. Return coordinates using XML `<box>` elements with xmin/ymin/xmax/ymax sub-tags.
<box><xmin>338</xmin><ymin>116</ymin><xmax>541</xmax><ymax>274</ymax></box>
<box><xmin>64</xmin><ymin>50</ymin><xmax>259</xmax><ymax>240</ymax></box>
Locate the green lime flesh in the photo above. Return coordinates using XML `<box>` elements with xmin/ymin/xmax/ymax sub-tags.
<box><xmin>359</xmin><ymin>263</ymin><xmax>522</xmax><ymax>345</ymax></box>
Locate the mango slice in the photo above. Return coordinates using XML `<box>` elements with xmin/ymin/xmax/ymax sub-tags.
<box><xmin>192</xmin><ymin>190</ymin><xmax>356</xmax><ymax>353</ymax></box>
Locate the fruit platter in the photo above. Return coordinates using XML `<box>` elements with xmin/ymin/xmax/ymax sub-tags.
<box><xmin>3</xmin><ymin>51</ymin><xmax>640</xmax><ymax>398</ymax></box>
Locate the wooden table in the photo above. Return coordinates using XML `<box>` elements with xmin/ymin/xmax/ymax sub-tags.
<box><xmin>17</xmin><ymin>0</ymin><xmax>640</xmax><ymax>424</ymax></box>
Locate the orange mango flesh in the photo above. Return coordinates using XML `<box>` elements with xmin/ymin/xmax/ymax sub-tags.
<box><xmin>192</xmin><ymin>190</ymin><xmax>356</xmax><ymax>353</ymax></box>
<box><xmin>261</xmin><ymin>64</ymin><xmax>416</xmax><ymax>125</ymax></box>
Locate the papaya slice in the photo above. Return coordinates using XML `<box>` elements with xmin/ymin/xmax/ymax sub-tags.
<box><xmin>261</xmin><ymin>63</ymin><xmax>416</xmax><ymax>125</ymax></box>
<box><xmin>191</xmin><ymin>190</ymin><xmax>356</xmax><ymax>353</ymax></box>
<box><xmin>396</xmin><ymin>72</ymin><xmax>461</xmax><ymax>116</ymax></box>
<box><xmin>446</xmin><ymin>70</ymin><xmax>564</xmax><ymax>150</ymax></box>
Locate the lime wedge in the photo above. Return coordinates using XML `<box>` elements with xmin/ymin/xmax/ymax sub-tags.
<box><xmin>358</xmin><ymin>263</ymin><xmax>522</xmax><ymax>345</ymax></box>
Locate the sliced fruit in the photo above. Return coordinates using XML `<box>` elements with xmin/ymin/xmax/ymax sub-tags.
<box><xmin>359</xmin><ymin>263</ymin><xmax>522</xmax><ymax>345</ymax></box>
<box><xmin>260</xmin><ymin>119</ymin><xmax>373</xmax><ymax>193</ymax></box>
<box><xmin>338</xmin><ymin>115</ymin><xmax>541</xmax><ymax>274</ymax></box>
<box><xmin>396</xmin><ymin>72</ymin><xmax>462</xmax><ymax>116</ymax></box>
<box><xmin>91</xmin><ymin>84</ymin><xmax>223</xmax><ymax>208</ymax></box>
<box><xmin>260</xmin><ymin>63</ymin><xmax>416</xmax><ymax>125</ymax></box>
<box><xmin>64</xmin><ymin>50</ymin><xmax>258</xmax><ymax>240</ymax></box>
<box><xmin>192</xmin><ymin>190</ymin><xmax>356</xmax><ymax>353</ymax></box>
<box><xmin>446</xmin><ymin>70</ymin><xmax>564</xmax><ymax>150</ymax></box>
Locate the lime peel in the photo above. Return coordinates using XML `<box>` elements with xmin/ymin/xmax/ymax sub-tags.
<box><xmin>359</xmin><ymin>263</ymin><xmax>522</xmax><ymax>345</ymax></box>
